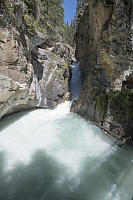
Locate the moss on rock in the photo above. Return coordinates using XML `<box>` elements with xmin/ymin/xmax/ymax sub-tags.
<box><xmin>108</xmin><ymin>89</ymin><xmax>133</xmax><ymax>122</ymax></box>
<box><xmin>96</xmin><ymin>93</ymin><xmax>108</xmax><ymax>119</ymax></box>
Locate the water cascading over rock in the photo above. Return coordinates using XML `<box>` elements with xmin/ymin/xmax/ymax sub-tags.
<box><xmin>0</xmin><ymin>61</ymin><xmax>133</xmax><ymax>200</ymax></box>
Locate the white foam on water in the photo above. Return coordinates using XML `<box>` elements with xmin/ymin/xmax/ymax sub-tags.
<box><xmin>0</xmin><ymin>99</ymin><xmax>112</xmax><ymax>174</ymax></box>
<box><xmin>0</xmin><ymin>62</ymin><xmax>112</xmax><ymax>174</ymax></box>
<box><xmin>0</xmin><ymin>62</ymin><xmax>133</xmax><ymax>200</ymax></box>
<box><xmin>0</xmin><ymin>102</ymin><xmax>69</xmax><ymax>169</ymax></box>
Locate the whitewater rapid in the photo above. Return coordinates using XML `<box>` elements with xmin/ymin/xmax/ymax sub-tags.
<box><xmin>0</xmin><ymin>101</ymin><xmax>111</xmax><ymax>172</ymax></box>
<box><xmin>0</xmin><ymin>62</ymin><xmax>133</xmax><ymax>200</ymax></box>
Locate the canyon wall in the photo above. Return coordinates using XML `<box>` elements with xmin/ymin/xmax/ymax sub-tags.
<box><xmin>0</xmin><ymin>0</ymin><xmax>73</xmax><ymax>118</ymax></box>
<box><xmin>71</xmin><ymin>0</ymin><xmax>133</xmax><ymax>144</ymax></box>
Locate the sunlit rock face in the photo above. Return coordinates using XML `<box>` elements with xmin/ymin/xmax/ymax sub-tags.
<box><xmin>0</xmin><ymin>1</ymin><xmax>73</xmax><ymax>118</ymax></box>
<box><xmin>72</xmin><ymin>0</ymin><xmax>133</xmax><ymax>144</ymax></box>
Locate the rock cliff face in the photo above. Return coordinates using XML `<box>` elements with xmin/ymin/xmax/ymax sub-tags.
<box><xmin>71</xmin><ymin>0</ymin><xmax>133</xmax><ymax>144</ymax></box>
<box><xmin>0</xmin><ymin>1</ymin><xmax>73</xmax><ymax>118</ymax></box>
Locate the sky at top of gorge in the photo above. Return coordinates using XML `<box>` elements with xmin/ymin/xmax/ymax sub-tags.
<box><xmin>63</xmin><ymin>0</ymin><xmax>77</xmax><ymax>25</ymax></box>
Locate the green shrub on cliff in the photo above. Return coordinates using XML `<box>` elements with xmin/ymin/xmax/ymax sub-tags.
<box><xmin>22</xmin><ymin>0</ymin><xmax>65</xmax><ymax>40</ymax></box>
<box><xmin>2</xmin><ymin>0</ymin><xmax>75</xmax><ymax>45</ymax></box>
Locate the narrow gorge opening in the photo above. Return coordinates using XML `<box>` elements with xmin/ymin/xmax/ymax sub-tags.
<box><xmin>0</xmin><ymin>0</ymin><xmax>133</xmax><ymax>200</ymax></box>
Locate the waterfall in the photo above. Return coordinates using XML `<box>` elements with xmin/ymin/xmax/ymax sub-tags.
<box><xmin>0</xmin><ymin>63</ymin><xmax>133</xmax><ymax>200</ymax></box>
<box><xmin>70</xmin><ymin>62</ymin><xmax>82</xmax><ymax>100</ymax></box>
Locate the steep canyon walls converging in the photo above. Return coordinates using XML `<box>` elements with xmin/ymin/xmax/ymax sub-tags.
<box><xmin>0</xmin><ymin>0</ymin><xmax>133</xmax><ymax>144</ymax></box>
<box><xmin>0</xmin><ymin>1</ymin><xmax>133</xmax><ymax>199</ymax></box>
